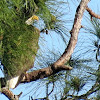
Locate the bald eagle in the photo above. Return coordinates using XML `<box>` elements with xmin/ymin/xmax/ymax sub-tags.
<box><xmin>2</xmin><ymin>15</ymin><xmax>40</xmax><ymax>89</ymax></box>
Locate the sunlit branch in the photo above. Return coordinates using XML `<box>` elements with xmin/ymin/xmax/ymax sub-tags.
<box><xmin>15</xmin><ymin>0</ymin><xmax>90</xmax><ymax>88</ymax></box>
<box><xmin>86</xmin><ymin>6</ymin><xmax>100</xmax><ymax>20</ymax></box>
<box><xmin>62</xmin><ymin>81</ymin><xmax>99</xmax><ymax>100</ymax></box>
<box><xmin>15</xmin><ymin>65</ymin><xmax>72</xmax><ymax>88</ymax></box>
<box><xmin>1</xmin><ymin>88</ymin><xmax>22</xmax><ymax>100</ymax></box>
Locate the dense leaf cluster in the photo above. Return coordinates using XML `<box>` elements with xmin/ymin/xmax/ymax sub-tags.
<box><xmin>0</xmin><ymin>0</ymin><xmax>56</xmax><ymax>77</ymax></box>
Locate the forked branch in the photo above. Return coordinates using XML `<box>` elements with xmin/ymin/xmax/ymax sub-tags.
<box><xmin>15</xmin><ymin>0</ymin><xmax>90</xmax><ymax>87</ymax></box>
<box><xmin>86</xmin><ymin>6</ymin><xmax>100</xmax><ymax>20</ymax></box>
<box><xmin>1</xmin><ymin>88</ymin><xmax>22</xmax><ymax>100</ymax></box>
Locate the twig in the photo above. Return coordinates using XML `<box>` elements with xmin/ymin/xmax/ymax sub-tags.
<box><xmin>86</xmin><ymin>6</ymin><xmax>100</xmax><ymax>20</ymax></box>
<box><xmin>1</xmin><ymin>88</ymin><xmax>22</xmax><ymax>100</ymax></box>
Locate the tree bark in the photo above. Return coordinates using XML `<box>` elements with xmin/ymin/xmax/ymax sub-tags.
<box><xmin>16</xmin><ymin>0</ymin><xmax>90</xmax><ymax>86</ymax></box>
<box><xmin>54</xmin><ymin>0</ymin><xmax>90</xmax><ymax>66</ymax></box>
<box><xmin>86</xmin><ymin>6</ymin><xmax>100</xmax><ymax>20</ymax></box>
<box><xmin>1</xmin><ymin>88</ymin><xmax>22</xmax><ymax>100</ymax></box>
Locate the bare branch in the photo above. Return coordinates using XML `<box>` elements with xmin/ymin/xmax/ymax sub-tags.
<box><xmin>15</xmin><ymin>0</ymin><xmax>90</xmax><ymax>88</ymax></box>
<box><xmin>86</xmin><ymin>6</ymin><xmax>100</xmax><ymax>20</ymax></box>
<box><xmin>15</xmin><ymin>65</ymin><xmax>72</xmax><ymax>88</ymax></box>
<box><xmin>1</xmin><ymin>88</ymin><xmax>22</xmax><ymax>100</ymax></box>
<box><xmin>46</xmin><ymin>82</ymin><xmax>55</xmax><ymax>97</ymax></box>
<box><xmin>54</xmin><ymin>0</ymin><xmax>90</xmax><ymax>66</ymax></box>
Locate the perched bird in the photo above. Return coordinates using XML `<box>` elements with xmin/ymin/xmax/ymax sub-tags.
<box><xmin>25</xmin><ymin>15</ymin><xmax>39</xmax><ymax>25</ymax></box>
<box><xmin>2</xmin><ymin>15</ymin><xmax>40</xmax><ymax>89</ymax></box>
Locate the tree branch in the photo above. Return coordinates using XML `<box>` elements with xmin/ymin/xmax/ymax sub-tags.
<box><xmin>13</xmin><ymin>0</ymin><xmax>91</xmax><ymax>89</ymax></box>
<box><xmin>86</xmin><ymin>6</ymin><xmax>100</xmax><ymax>20</ymax></box>
<box><xmin>1</xmin><ymin>88</ymin><xmax>22</xmax><ymax>100</ymax></box>
<box><xmin>53</xmin><ymin>0</ymin><xmax>90</xmax><ymax>66</ymax></box>
<box><xmin>62</xmin><ymin>65</ymin><xmax>100</xmax><ymax>100</ymax></box>
<box><xmin>62</xmin><ymin>81</ymin><xmax>99</xmax><ymax>100</ymax></box>
<box><xmin>15</xmin><ymin>65</ymin><xmax>72</xmax><ymax>88</ymax></box>
<box><xmin>2</xmin><ymin>0</ymin><xmax>92</xmax><ymax>99</ymax></box>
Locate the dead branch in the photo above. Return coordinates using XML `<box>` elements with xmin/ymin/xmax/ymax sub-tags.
<box><xmin>86</xmin><ymin>6</ymin><xmax>100</xmax><ymax>20</ymax></box>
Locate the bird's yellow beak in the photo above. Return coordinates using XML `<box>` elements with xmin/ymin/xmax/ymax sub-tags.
<box><xmin>31</xmin><ymin>15</ymin><xmax>39</xmax><ymax>21</ymax></box>
<box><xmin>25</xmin><ymin>15</ymin><xmax>39</xmax><ymax>25</ymax></box>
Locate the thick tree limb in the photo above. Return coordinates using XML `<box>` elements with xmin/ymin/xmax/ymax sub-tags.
<box><xmin>16</xmin><ymin>0</ymin><xmax>90</xmax><ymax>84</ymax></box>
<box><xmin>53</xmin><ymin>0</ymin><xmax>90</xmax><ymax>66</ymax></box>
<box><xmin>86</xmin><ymin>6</ymin><xmax>100</xmax><ymax>20</ymax></box>
<box><xmin>15</xmin><ymin>65</ymin><xmax>72</xmax><ymax>88</ymax></box>
<box><xmin>14</xmin><ymin>0</ymin><xmax>90</xmax><ymax>88</ymax></box>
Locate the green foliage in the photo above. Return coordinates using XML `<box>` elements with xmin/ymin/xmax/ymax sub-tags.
<box><xmin>0</xmin><ymin>0</ymin><xmax>56</xmax><ymax>78</ymax></box>
<box><xmin>35</xmin><ymin>0</ymin><xmax>57</xmax><ymax>29</ymax></box>
<box><xmin>95</xmin><ymin>95</ymin><xmax>100</xmax><ymax>100</ymax></box>
<box><xmin>91</xmin><ymin>18</ymin><xmax>100</xmax><ymax>39</ymax></box>
<box><xmin>47</xmin><ymin>72</ymin><xmax>62</xmax><ymax>83</ymax></box>
<box><xmin>0</xmin><ymin>1</ymin><xmax>39</xmax><ymax>77</ymax></box>
<box><xmin>70</xmin><ymin>76</ymin><xmax>81</xmax><ymax>92</ymax></box>
<box><xmin>96</xmin><ymin>66</ymin><xmax>100</xmax><ymax>83</ymax></box>
<box><xmin>64</xmin><ymin>80</ymin><xmax>70</xmax><ymax>94</ymax></box>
